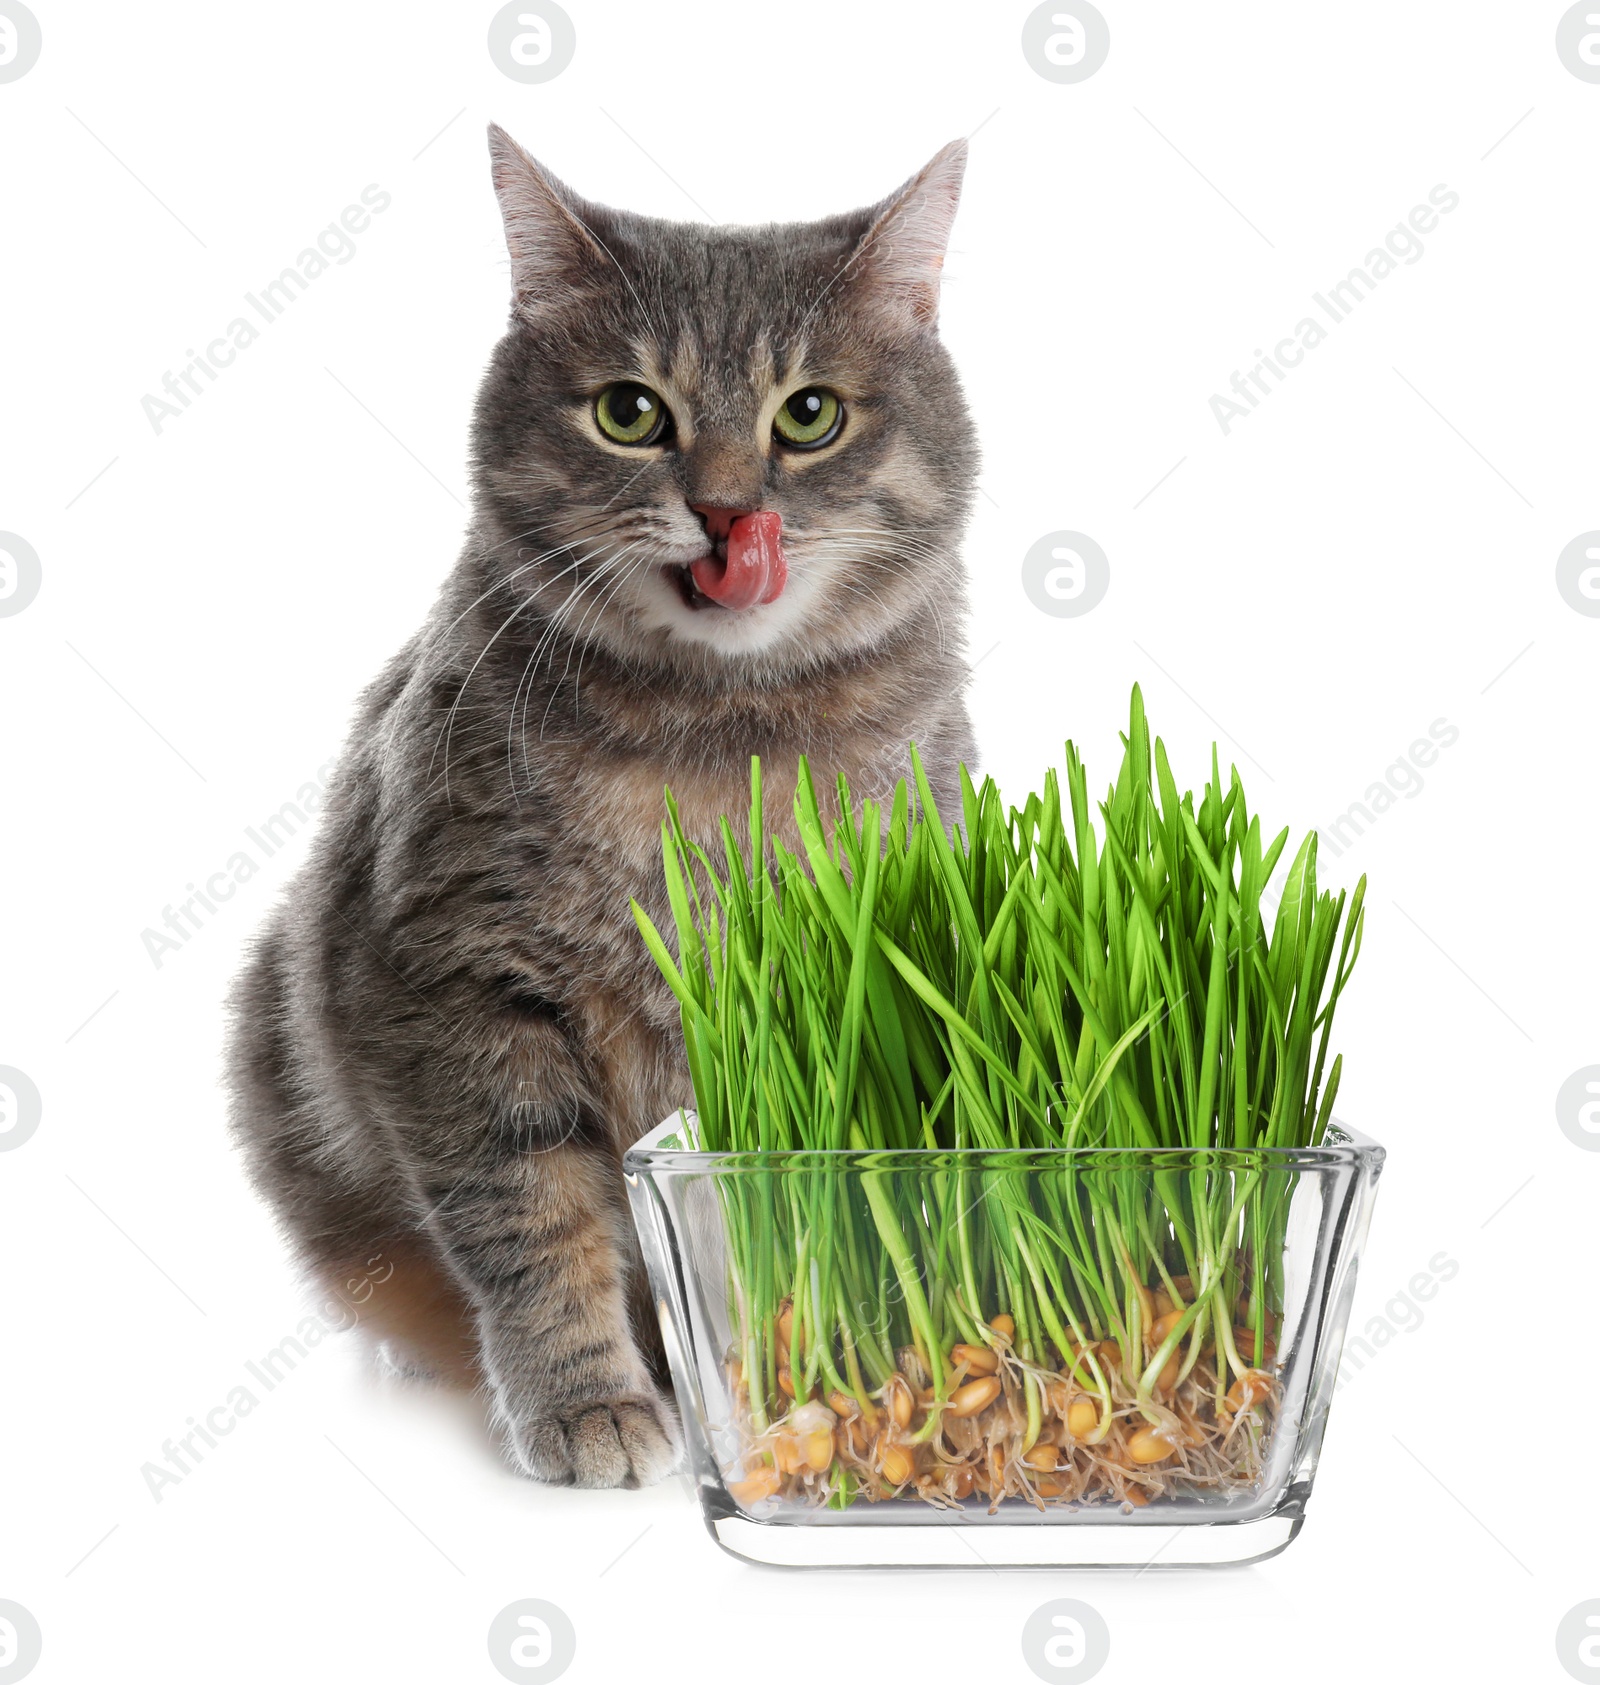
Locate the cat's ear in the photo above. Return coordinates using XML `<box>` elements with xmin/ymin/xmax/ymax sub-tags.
<box><xmin>487</xmin><ymin>123</ymin><xmax>605</xmax><ymax>308</ymax></box>
<box><xmin>846</xmin><ymin>140</ymin><xmax>967</xmax><ymax>332</ymax></box>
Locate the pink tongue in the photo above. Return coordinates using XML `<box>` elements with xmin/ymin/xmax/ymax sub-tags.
<box><xmin>690</xmin><ymin>511</ymin><xmax>787</xmax><ymax>610</ymax></box>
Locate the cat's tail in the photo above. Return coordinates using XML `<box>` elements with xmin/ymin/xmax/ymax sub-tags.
<box><xmin>323</xmin><ymin>1240</ymin><xmax>481</xmax><ymax>1389</ymax></box>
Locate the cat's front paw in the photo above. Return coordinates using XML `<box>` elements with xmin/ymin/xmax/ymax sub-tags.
<box><xmin>507</xmin><ymin>1390</ymin><xmax>681</xmax><ymax>1489</ymax></box>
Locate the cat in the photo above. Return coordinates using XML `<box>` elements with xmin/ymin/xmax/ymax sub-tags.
<box><xmin>227</xmin><ymin>123</ymin><xmax>978</xmax><ymax>1488</ymax></box>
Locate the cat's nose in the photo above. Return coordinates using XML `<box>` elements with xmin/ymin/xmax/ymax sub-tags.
<box><xmin>690</xmin><ymin>504</ymin><xmax>755</xmax><ymax>545</ymax></box>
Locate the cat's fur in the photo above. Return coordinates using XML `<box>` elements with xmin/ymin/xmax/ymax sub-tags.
<box><xmin>227</xmin><ymin>125</ymin><xmax>978</xmax><ymax>1487</ymax></box>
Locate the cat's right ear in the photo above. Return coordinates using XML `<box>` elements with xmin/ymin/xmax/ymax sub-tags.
<box><xmin>488</xmin><ymin>124</ymin><xmax>604</xmax><ymax>310</ymax></box>
<box><xmin>845</xmin><ymin>140</ymin><xmax>968</xmax><ymax>333</ymax></box>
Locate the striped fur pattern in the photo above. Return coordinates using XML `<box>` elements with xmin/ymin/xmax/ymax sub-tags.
<box><xmin>227</xmin><ymin>126</ymin><xmax>978</xmax><ymax>1487</ymax></box>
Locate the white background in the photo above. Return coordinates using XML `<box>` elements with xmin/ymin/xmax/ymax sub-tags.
<box><xmin>3</xmin><ymin>2</ymin><xmax>1597</xmax><ymax>1681</ymax></box>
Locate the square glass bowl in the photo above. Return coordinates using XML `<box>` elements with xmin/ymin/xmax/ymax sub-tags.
<box><xmin>625</xmin><ymin>1114</ymin><xmax>1383</xmax><ymax>1568</ymax></box>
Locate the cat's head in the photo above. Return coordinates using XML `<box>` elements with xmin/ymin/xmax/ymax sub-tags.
<box><xmin>470</xmin><ymin>124</ymin><xmax>976</xmax><ymax>680</ymax></box>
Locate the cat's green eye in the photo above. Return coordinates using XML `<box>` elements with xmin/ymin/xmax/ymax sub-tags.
<box><xmin>773</xmin><ymin>387</ymin><xmax>842</xmax><ymax>449</ymax></box>
<box><xmin>595</xmin><ymin>381</ymin><xmax>669</xmax><ymax>445</ymax></box>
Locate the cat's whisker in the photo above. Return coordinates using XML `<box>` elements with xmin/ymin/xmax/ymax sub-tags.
<box><xmin>836</xmin><ymin>568</ymin><xmax>950</xmax><ymax>658</ymax></box>
<box><xmin>436</xmin><ymin>541</ymin><xmax>583</xmax><ymax>644</ymax></box>
<box><xmin>522</xmin><ymin>573</ymin><xmax>623</xmax><ymax>750</ymax></box>
<box><xmin>430</xmin><ymin>538</ymin><xmax>621</xmax><ymax>801</ymax></box>
<box><xmin>510</xmin><ymin>541</ymin><xmax>650</xmax><ymax>779</ymax></box>
<box><xmin>563</xmin><ymin>545</ymin><xmax>659</xmax><ymax>713</ymax></box>
<box><xmin>471</xmin><ymin>500</ymin><xmax>665</xmax><ymax>585</ymax></box>
<box><xmin>596</xmin><ymin>456</ymin><xmax>662</xmax><ymax>514</ymax></box>
<box><xmin>544</xmin><ymin>544</ymin><xmax>653</xmax><ymax>693</ymax></box>
<box><xmin>505</xmin><ymin>544</ymin><xmax>641</xmax><ymax>755</ymax></box>
<box><xmin>520</xmin><ymin>545</ymin><xmax>636</xmax><ymax>678</ymax></box>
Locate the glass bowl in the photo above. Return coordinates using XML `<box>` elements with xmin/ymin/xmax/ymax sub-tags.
<box><xmin>625</xmin><ymin>1113</ymin><xmax>1383</xmax><ymax>1568</ymax></box>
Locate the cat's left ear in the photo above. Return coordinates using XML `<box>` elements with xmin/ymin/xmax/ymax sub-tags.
<box><xmin>846</xmin><ymin>140</ymin><xmax>968</xmax><ymax>332</ymax></box>
<box><xmin>487</xmin><ymin>122</ymin><xmax>605</xmax><ymax>310</ymax></box>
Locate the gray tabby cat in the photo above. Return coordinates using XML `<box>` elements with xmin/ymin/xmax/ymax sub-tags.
<box><xmin>228</xmin><ymin>124</ymin><xmax>978</xmax><ymax>1488</ymax></box>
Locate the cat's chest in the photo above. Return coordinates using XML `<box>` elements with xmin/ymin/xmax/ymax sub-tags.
<box><xmin>580</xmin><ymin>755</ymin><xmax>756</xmax><ymax>866</ymax></box>
<box><xmin>557</xmin><ymin>744</ymin><xmax>898</xmax><ymax>873</ymax></box>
